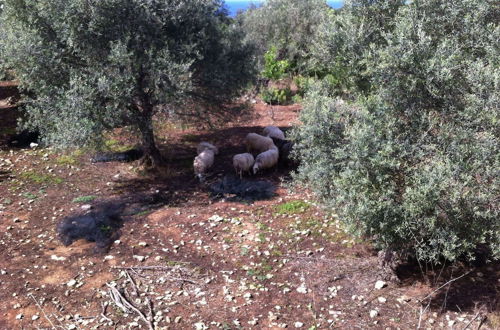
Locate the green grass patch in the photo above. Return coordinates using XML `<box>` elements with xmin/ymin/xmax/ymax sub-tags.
<box><xmin>275</xmin><ymin>200</ymin><xmax>311</xmax><ymax>215</ymax></box>
<box><xmin>23</xmin><ymin>192</ymin><xmax>37</xmax><ymax>200</ymax></box>
<box><xmin>56</xmin><ymin>155</ymin><xmax>78</xmax><ymax>165</ymax></box>
<box><xmin>72</xmin><ymin>195</ymin><xmax>97</xmax><ymax>203</ymax></box>
<box><xmin>104</xmin><ymin>139</ymin><xmax>134</xmax><ymax>152</ymax></box>
<box><xmin>19</xmin><ymin>171</ymin><xmax>64</xmax><ymax>185</ymax></box>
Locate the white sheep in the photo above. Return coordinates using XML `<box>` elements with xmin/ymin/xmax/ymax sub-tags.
<box><xmin>263</xmin><ymin>126</ymin><xmax>285</xmax><ymax>140</ymax></box>
<box><xmin>232</xmin><ymin>153</ymin><xmax>255</xmax><ymax>178</ymax></box>
<box><xmin>194</xmin><ymin>149</ymin><xmax>215</xmax><ymax>181</ymax></box>
<box><xmin>197</xmin><ymin>142</ymin><xmax>219</xmax><ymax>155</ymax></box>
<box><xmin>245</xmin><ymin>133</ymin><xmax>276</xmax><ymax>154</ymax></box>
<box><xmin>253</xmin><ymin>148</ymin><xmax>279</xmax><ymax>174</ymax></box>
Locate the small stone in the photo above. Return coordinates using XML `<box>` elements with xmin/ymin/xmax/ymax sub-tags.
<box><xmin>81</xmin><ymin>204</ymin><xmax>92</xmax><ymax>211</ymax></box>
<box><xmin>294</xmin><ymin>321</ymin><xmax>304</xmax><ymax>328</ymax></box>
<box><xmin>67</xmin><ymin>279</ymin><xmax>77</xmax><ymax>287</ymax></box>
<box><xmin>32</xmin><ymin>315</ymin><xmax>40</xmax><ymax>321</ymax></box>
<box><xmin>296</xmin><ymin>283</ymin><xmax>308</xmax><ymax>294</ymax></box>
<box><xmin>16</xmin><ymin>314</ymin><xmax>23</xmax><ymax>320</ymax></box>
<box><xmin>133</xmin><ymin>255</ymin><xmax>146</xmax><ymax>262</ymax></box>
<box><xmin>397</xmin><ymin>295</ymin><xmax>411</xmax><ymax>303</ymax></box>
<box><xmin>374</xmin><ymin>280</ymin><xmax>387</xmax><ymax>290</ymax></box>
<box><xmin>138</xmin><ymin>242</ymin><xmax>148</xmax><ymax>247</ymax></box>
<box><xmin>377</xmin><ymin>297</ymin><xmax>387</xmax><ymax>303</ymax></box>
<box><xmin>369</xmin><ymin>310</ymin><xmax>379</xmax><ymax>318</ymax></box>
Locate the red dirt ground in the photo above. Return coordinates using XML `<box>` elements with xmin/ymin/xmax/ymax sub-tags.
<box><xmin>0</xmin><ymin>83</ymin><xmax>498</xmax><ymax>329</ymax></box>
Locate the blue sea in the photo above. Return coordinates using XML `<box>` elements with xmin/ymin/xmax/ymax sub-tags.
<box><xmin>224</xmin><ymin>0</ymin><xmax>344</xmax><ymax>17</ymax></box>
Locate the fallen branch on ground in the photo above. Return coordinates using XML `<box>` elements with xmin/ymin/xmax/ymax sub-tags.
<box><xmin>106</xmin><ymin>284</ymin><xmax>154</xmax><ymax>330</ymax></box>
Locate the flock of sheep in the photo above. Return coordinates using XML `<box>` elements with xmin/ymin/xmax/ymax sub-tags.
<box><xmin>193</xmin><ymin>126</ymin><xmax>292</xmax><ymax>181</ymax></box>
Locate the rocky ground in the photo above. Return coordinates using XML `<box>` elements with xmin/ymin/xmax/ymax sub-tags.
<box><xmin>0</xmin><ymin>82</ymin><xmax>499</xmax><ymax>329</ymax></box>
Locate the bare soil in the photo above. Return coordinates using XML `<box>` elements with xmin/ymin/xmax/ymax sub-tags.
<box><xmin>0</xmin><ymin>83</ymin><xmax>498</xmax><ymax>329</ymax></box>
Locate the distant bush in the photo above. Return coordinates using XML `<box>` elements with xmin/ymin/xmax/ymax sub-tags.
<box><xmin>261</xmin><ymin>87</ymin><xmax>292</xmax><ymax>105</ymax></box>
<box><xmin>261</xmin><ymin>46</ymin><xmax>290</xmax><ymax>80</ymax></box>
<box><xmin>238</xmin><ymin>0</ymin><xmax>330</xmax><ymax>74</ymax></box>
<box><xmin>293</xmin><ymin>0</ymin><xmax>499</xmax><ymax>264</ymax></box>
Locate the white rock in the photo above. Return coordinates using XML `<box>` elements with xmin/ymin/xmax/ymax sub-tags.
<box><xmin>374</xmin><ymin>280</ymin><xmax>387</xmax><ymax>290</ymax></box>
<box><xmin>31</xmin><ymin>315</ymin><xmax>40</xmax><ymax>321</ymax></box>
<box><xmin>194</xmin><ymin>322</ymin><xmax>208</xmax><ymax>330</ymax></box>
<box><xmin>369</xmin><ymin>310</ymin><xmax>379</xmax><ymax>318</ymax></box>
<box><xmin>296</xmin><ymin>283</ymin><xmax>308</xmax><ymax>294</ymax></box>
<box><xmin>67</xmin><ymin>279</ymin><xmax>77</xmax><ymax>287</ymax></box>
<box><xmin>377</xmin><ymin>297</ymin><xmax>387</xmax><ymax>303</ymax></box>
<box><xmin>15</xmin><ymin>314</ymin><xmax>23</xmax><ymax>320</ymax></box>
<box><xmin>81</xmin><ymin>204</ymin><xmax>92</xmax><ymax>211</ymax></box>
<box><xmin>30</xmin><ymin>143</ymin><xmax>39</xmax><ymax>148</ymax></box>
<box><xmin>294</xmin><ymin>321</ymin><xmax>304</xmax><ymax>328</ymax></box>
<box><xmin>138</xmin><ymin>242</ymin><xmax>148</xmax><ymax>247</ymax></box>
<box><xmin>133</xmin><ymin>255</ymin><xmax>146</xmax><ymax>262</ymax></box>
<box><xmin>51</xmin><ymin>255</ymin><xmax>66</xmax><ymax>261</ymax></box>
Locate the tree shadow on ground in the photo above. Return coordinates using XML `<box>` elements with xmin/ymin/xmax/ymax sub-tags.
<box><xmin>396</xmin><ymin>257</ymin><xmax>500</xmax><ymax>315</ymax></box>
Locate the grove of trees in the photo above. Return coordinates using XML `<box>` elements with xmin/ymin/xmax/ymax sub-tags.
<box><xmin>1</xmin><ymin>0</ymin><xmax>498</xmax><ymax>266</ymax></box>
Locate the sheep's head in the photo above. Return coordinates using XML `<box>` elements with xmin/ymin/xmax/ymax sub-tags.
<box><xmin>252</xmin><ymin>162</ymin><xmax>260</xmax><ymax>175</ymax></box>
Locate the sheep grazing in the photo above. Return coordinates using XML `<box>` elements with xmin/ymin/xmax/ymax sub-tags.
<box><xmin>271</xmin><ymin>137</ymin><xmax>295</xmax><ymax>166</ymax></box>
<box><xmin>197</xmin><ymin>142</ymin><xmax>219</xmax><ymax>155</ymax></box>
<box><xmin>194</xmin><ymin>149</ymin><xmax>215</xmax><ymax>182</ymax></box>
<box><xmin>232</xmin><ymin>153</ymin><xmax>255</xmax><ymax>178</ymax></box>
<box><xmin>245</xmin><ymin>133</ymin><xmax>276</xmax><ymax>154</ymax></box>
<box><xmin>263</xmin><ymin>126</ymin><xmax>285</xmax><ymax>140</ymax></box>
<box><xmin>253</xmin><ymin>148</ymin><xmax>279</xmax><ymax>174</ymax></box>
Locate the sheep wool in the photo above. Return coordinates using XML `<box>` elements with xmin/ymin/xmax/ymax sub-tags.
<box><xmin>233</xmin><ymin>153</ymin><xmax>255</xmax><ymax>178</ymax></box>
<box><xmin>253</xmin><ymin>148</ymin><xmax>279</xmax><ymax>174</ymax></box>
<box><xmin>263</xmin><ymin>126</ymin><xmax>285</xmax><ymax>140</ymax></box>
<box><xmin>197</xmin><ymin>142</ymin><xmax>219</xmax><ymax>155</ymax></box>
<box><xmin>245</xmin><ymin>133</ymin><xmax>276</xmax><ymax>154</ymax></box>
<box><xmin>194</xmin><ymin>149</ymin><xmax>215</xmax><ymax>181</ymax></box>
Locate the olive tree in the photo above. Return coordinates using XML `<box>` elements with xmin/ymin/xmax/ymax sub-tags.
<box><xmin>308</xmin><ymin>0</ymin><xmax>405</xmax><ymax>95</ymax></box>
<box><xmin>238</xmin><ymin>0</ymin><xmax>331</xmax><ymax>74</ymax></box>
<box><xmin>293</xmin><ymin>0</ymin><xmax>499</xmax><ymax>264</ymax></box>
<box><xmin>0</xmin><ymin>0</ymin><xmax>254</xmax><ymax>166</ymax></box>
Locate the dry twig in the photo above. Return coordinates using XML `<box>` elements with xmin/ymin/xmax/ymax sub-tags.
<box><xmin>106</xmin><ymin>284</ymin><xmax>154</xmax><ymax>330</ymax></box>
<box><xmin>28</xmin><ymin>293</ymin><xmax>57</xmax><ymax>330</ymax></box>
<box><xmin>420</xmin><ymin>270</ymin><xmax>472</xmax><ymax>302</ymax></box>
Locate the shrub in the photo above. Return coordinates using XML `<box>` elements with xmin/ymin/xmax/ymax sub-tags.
<box><xmin>293</xmin><ymin>0</ymin><xmax>499</xmax><ymax>264</ymax></box>
<box><xmin>261</xmin><ymin>46</ymin><xmax>290</xmax><ymax>80</ymax></box>
<box><xmin>261</xmin><ymin>87</ymin><xmax>292</xmax><ymax>105</ymax></box>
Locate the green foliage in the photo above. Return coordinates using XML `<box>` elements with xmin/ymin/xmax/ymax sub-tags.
<box><xmin>308</xmin><ymin>0</ymin><xmax>405</xmax><ymax>95</ymax></box>
<box><xmin>238</xmin><ymin>0</ymin><xmax>330</xmax><ymax>74</ymax></box>
<box><xmin>261</xmin><ymin>87</ymin><xmax>292</xmax><ymax>105</ymax></box>
<box><xmin>275</xmin><ymin>200</ymin><xmax>310</xmax><ymax>215</ymax></box>
<box><xmin>72</xmin><ymin>195</ymin><xmax>97</xmax><ymax>203</ymax></box>
<box><xmin>262</xmin><ymin>46</ymin><xmax>290</xmax><ymax>80</ymax></box>
<box><xmin>293</xmin><ymin>0</ymin><xmax>500</xmax><ymax>263</ymax></box>
<box><xmin>19</xmin><ymin>171</ymin><xmax>64</xmax><ymax>185</ymax></box>
<box><xmin>0</xmin><ymin>0</ymin><xmax>255</xmax><ymax>164</ymax></box>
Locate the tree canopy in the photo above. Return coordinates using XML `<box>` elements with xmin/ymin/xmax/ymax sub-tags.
<box><xmin>0</xmin><ymin>0</ymin><xmax>255</xmax><ymax>166</ymax></box>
